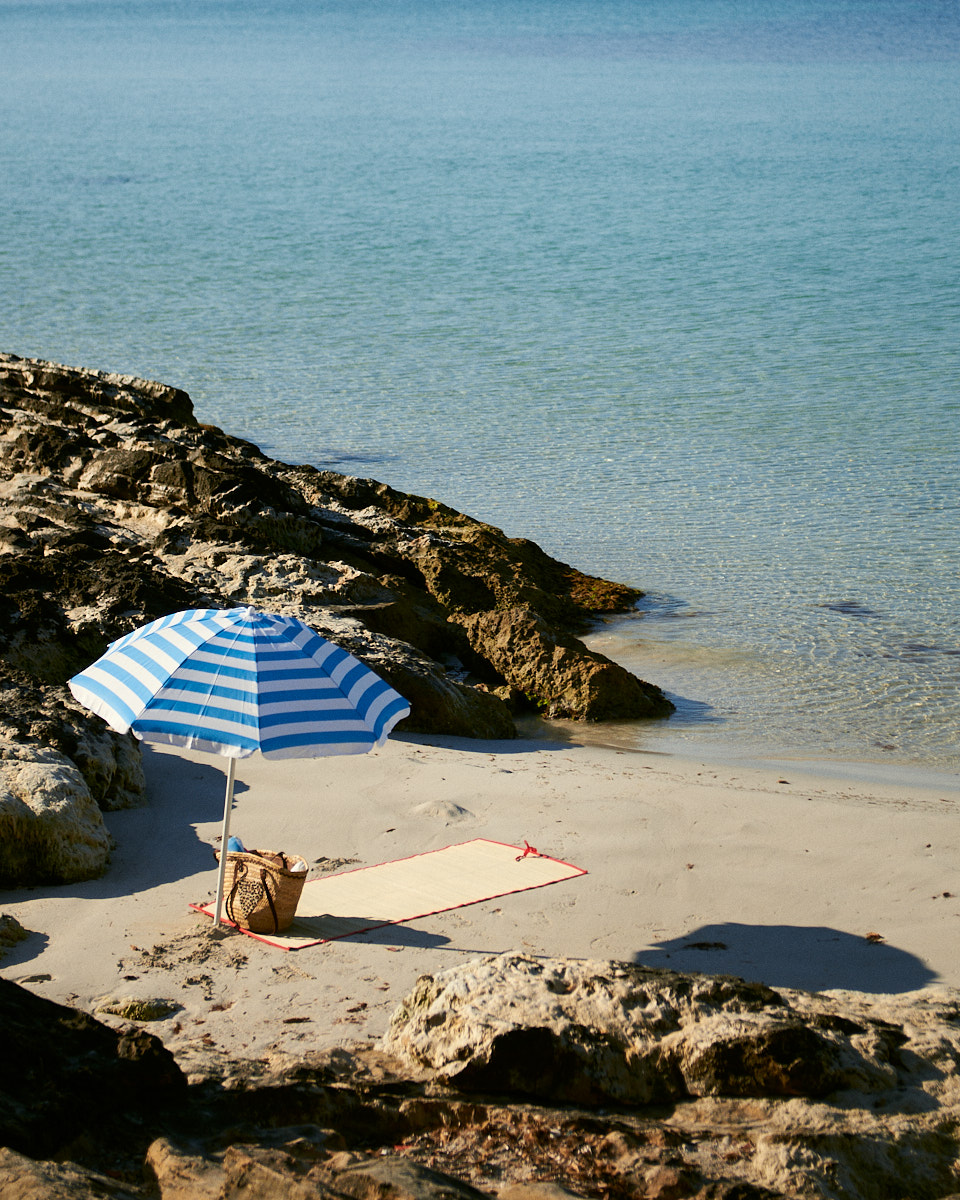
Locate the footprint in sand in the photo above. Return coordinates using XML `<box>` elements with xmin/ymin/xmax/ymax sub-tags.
<box><xmin>271</xmin><ymin>963</ymin><xmax>314</xmax><ymax>981</ymax></box>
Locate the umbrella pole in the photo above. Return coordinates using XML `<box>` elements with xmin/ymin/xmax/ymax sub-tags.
<box><xmin>213</xmin><ymin>757</ymin><xmax>237</xmax><ymax>927</ymax></box>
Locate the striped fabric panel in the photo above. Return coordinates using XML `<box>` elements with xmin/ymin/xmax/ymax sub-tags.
<box><xmin>68</xmin><ymin>606</ymin><xmax>410</xmax><ymax>758</ymax></box>
<box><xmin>68</xmin><ymin>609</ymin><xmax>234</xmax><ymax>731</ymax></box>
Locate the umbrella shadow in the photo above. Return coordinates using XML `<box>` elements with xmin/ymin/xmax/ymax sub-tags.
<box><xmin>634</xmin><ymin>922</ymin><xmax>937</xmax><ymax>994</ymax></box>
<box><xmin>91</xmin><ymin>749</ymin><xmax>229</xmax><ymax>896</ymax></box>
<box><xmin>0</xmin><ymin>750</ymin><xmax>228</xmax><ymax>910</ymax></box>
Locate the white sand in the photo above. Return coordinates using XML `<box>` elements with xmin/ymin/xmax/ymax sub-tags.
<box><xmin>2</xmin><ymin>734</ymin><xmax>959</xmax><ymax>1073</ymax></box>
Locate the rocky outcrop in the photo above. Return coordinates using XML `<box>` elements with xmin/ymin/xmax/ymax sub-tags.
<box><xmin>382</xmin><ymin>954</ymin><xmax>911</xmax><ymax>1105</ymax></box>
<box><xmin>0</xmin><ymin>353</ymin><xmax>670</xmax><ymax>727</ymax></box>
<box><xmin>459</xmin><ymin>609</ymin><xmax>669</xmax><ymax>721</ymax></box>
<box><xmin>4</xmin><ymin>961</ymin><xmax>960</xmax><ymax>1199</ymax></box>
<box><xmin>0</xmin><ymin>351</ymin><xmax>672</xmax><ymax>885</ymax></box>
<box><xmin>0</xmin><ymin>1148</ymin><xmax>139</xmax><ymax>1200</ymax></box>
<box><xmin>0</xmin><ymin>665</ymin><xmax>144</xmax><ymax>811</ymax></box>
<box><xmin>390</xmin><ymin>953</ymin><xmax>960</xmax><ymax>1198</ymax></box>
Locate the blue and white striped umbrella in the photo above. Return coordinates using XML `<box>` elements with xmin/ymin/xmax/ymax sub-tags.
<box><xmin>69</xmin><ymin>606</ymin><xmax>410</xmax><ymax>924</ymax></box>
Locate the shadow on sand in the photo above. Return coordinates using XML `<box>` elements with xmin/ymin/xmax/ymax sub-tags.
<box><xmin>634</xmin><ymin>922</ymin><xmax>937</xmax><ymax>994</ymax></box>
<box><xmin>0</xmin><ymin>750</ymin><xmax>227</xmax><ymax>915</ymax></box>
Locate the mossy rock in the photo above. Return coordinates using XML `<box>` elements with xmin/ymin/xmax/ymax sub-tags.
<box><xmin>95</xmin><ymin>996</ymin><xmax>180</xmax><ymax>1022</ymax></box>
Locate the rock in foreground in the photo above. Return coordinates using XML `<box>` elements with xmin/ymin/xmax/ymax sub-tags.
<box><xmin>4</xmin><ymin>957</ymin><xmax>960</xmax><ymax>1199</ymax></box>
<box><xmin>0</xmin><ymin>976</ymin><xmax>186</xmax><ymax>1161</ymax></box>
<box><xmin>384</xmin><ymin>953</ymin><xmax>887</xmax><ymax>1105</ymax></box>
<box><xmin>384</xmin><ymin>953</ymin><xmax>960</xmax><ymax>1199</ymax></box>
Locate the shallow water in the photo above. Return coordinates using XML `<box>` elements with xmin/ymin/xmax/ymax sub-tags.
<box><xmin>3</xmin><ymin>0</ymin><xmax>958</xmax><ymax>773</ymax></box>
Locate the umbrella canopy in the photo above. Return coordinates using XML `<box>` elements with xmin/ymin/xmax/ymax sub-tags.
<box><xmin>68</xmin><ymin>606</ymin><xmax>410</xmax><ymax>923</ymax></box>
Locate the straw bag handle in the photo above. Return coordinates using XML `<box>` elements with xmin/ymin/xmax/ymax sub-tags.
<box><xmin>225</xmin><ymin>858</ymin><xmax>281</xmax><ymax>934</ymax></box>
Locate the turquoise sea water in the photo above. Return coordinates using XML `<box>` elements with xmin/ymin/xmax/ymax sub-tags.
<box><xmin>3</xmin><ymin>0</ymin><xmax>958</xmax><ymax>775</ymax></box>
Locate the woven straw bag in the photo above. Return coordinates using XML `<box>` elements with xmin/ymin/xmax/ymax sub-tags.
<box><xmin>217</xmin><ymin>849</ymin><xmax>307</xmax><ymax>934</ymax></box>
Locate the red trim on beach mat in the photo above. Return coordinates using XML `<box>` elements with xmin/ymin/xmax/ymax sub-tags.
<box><xmin>190</xmin><ymin>837</ymin><xmax>587</xmax><ymax>950</ymax></box>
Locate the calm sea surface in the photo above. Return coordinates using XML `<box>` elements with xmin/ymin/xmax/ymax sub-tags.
<box><xmin>3</xmin><ymin>0</ymin><xmax>958</xmax><ymax>777</ymax></box>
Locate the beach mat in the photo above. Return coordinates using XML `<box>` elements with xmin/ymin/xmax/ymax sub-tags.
<box><xmin>191</xmin><ymin>837</ymin><xmax>586</xmax><ymax>950</ymax></box>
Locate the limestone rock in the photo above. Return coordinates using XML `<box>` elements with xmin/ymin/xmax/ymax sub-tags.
<box><xmin>146</xmin><ymin>1140</ymin><xmax>491</xmax><ymax>1200</ymax></box>
<box><xmin>218</xmin><ymin>1148</ymin><xmax>329</xmax><ymax>1198</ymax></box>
<box><xmin>0</xmin><ymin>742</ymin><xmax>112</xmax><ymax>885</ymax></box>
<box><xmin>0</xmin><ymin>352</ymin><xmax>670</xmax><ymax>740</ymax></box>
<box><xmin>382</xmin><ymin>953</ymin><xmax>918</xmax><ymax>1106</ymax></box>
<box><xmin>334</xmin><ymin>1154</ymin><xmax>492</xmax><ymax>1200</ymax></box>
<box><xmin>498</xmin><ymin>1185</ymin><xmax>585</xmax><ymax>1200</ymax></box>
<box><xmin>0</xmin><ymin>352</ymin><xmax>195</xmax><ymax>426</ymax></box>
<box><xmin>145</xmin><ymin>1138</ymin><xmax>226</xmax><ymax>1200</ymax></box>
<box><xmin>67</xmin><ymin>717</ymin><xmax>145</xmax><ymax>811</ymax></box>
<box><xmin>376</xmin><ymin>653</ymin><xmax>517</xmax><ymax>740</ymax></box>
<box><xmin>95</xmin><ymin>996</ymin><xmax>180</xmax><ymax>1022</ymax></box>
<box><xmin>381</xmin><ymin>956</ymin><xmax>960</xmax><ymax>1197</ymax></box>
<box><xmin>459</xmin><ymin>607</ymin><xmax>673</xmax><ymax>720</ymax></box>
<box><xmin>5</xmin><ymin>974</ymin><xmax>960</xmax><ymax>1200</ymax></box>
<box><xmin>0</xmin><ymin>665</ymin><xmax>145</xmax><ymax>808</ymax></box>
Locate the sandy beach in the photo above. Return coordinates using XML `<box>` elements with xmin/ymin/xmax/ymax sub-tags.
<box><xmin>2</xmin><ymin>734</ymin><xmax>959</xmax><ymax>1078</ymax></box>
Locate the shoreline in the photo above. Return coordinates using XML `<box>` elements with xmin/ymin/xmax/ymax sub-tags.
<box><xmin>515</xmin><ymin>715</ymin><xmax>960</xmax><ymax>793</ymax></box>
<box><xmin>3</xmin><ymin>732</ymin><xmax>959</xmax><ymax>1077</ymax></box>
<box><xmin>584</xmin><ymin>611</ymin><xmax>960</xmax><ymax>778</ymax></box>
